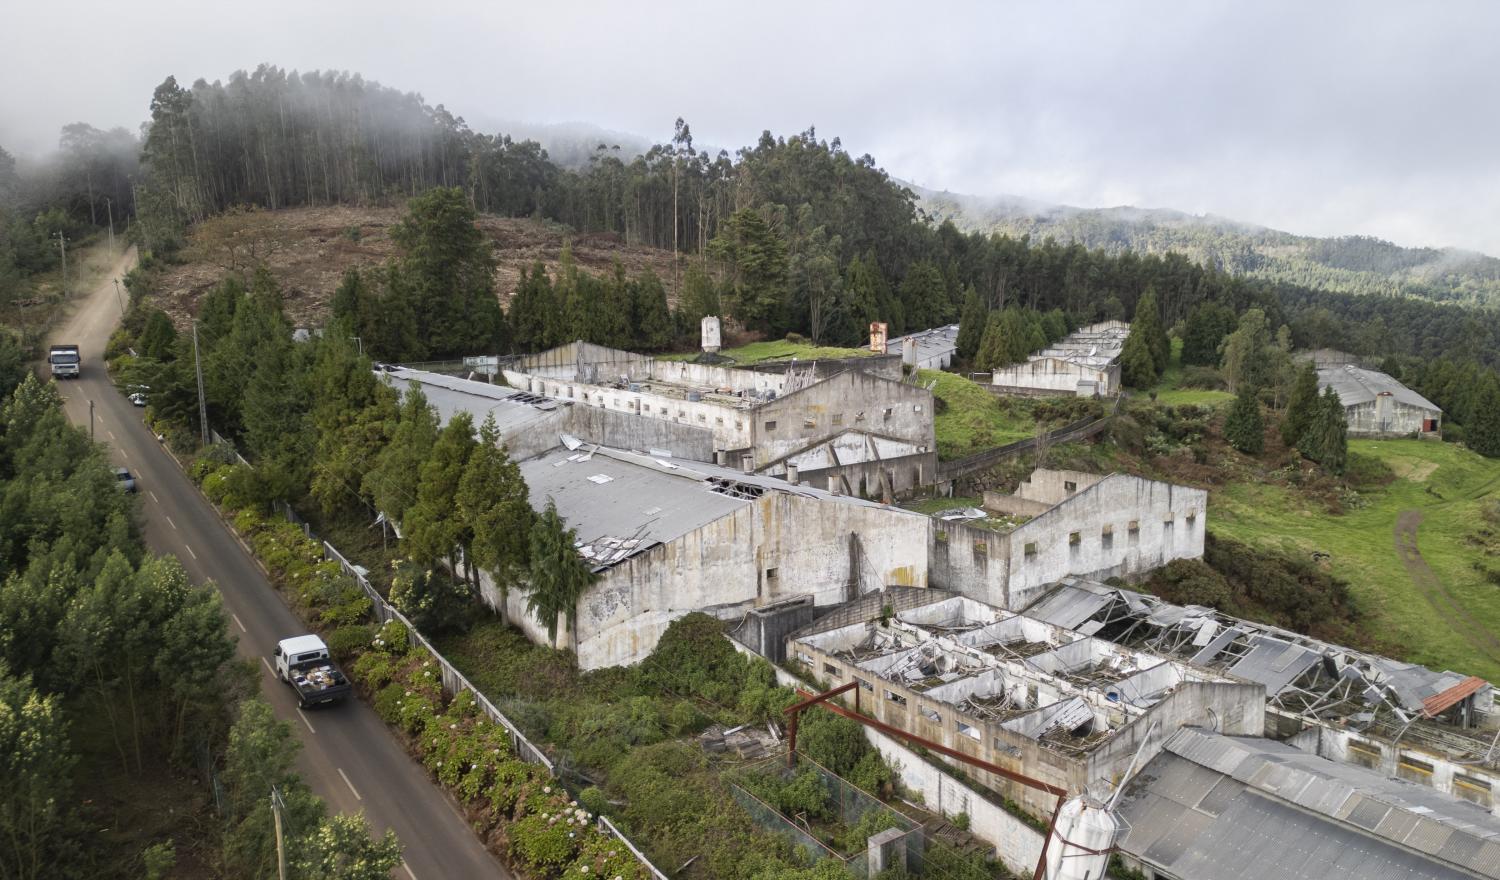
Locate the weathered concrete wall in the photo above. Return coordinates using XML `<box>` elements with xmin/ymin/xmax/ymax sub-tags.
<box><xmin>981</xmin><ymin>492</ymin><xmax>1052</xmax><ymax>517</ymax></box>
<box><xmin>752</xmin><ymin>370</ymin><xmax>935</xmax><ymax>468</ymax></box>
<box><xmin>791</xmin><ymin>451</ymin><xmax>938</xmax><ymax>499</ymax></box>
<box><xmin>1085</xmin><ymin>681</ymin><xmax>1265</xmax><ymax>792</ymax></box>
<box><xmin>517</xmin><ymin>341</ymin><xmax>657</xmax><ymax>382</ymax></box>
<box><xmin>1344</xmin><ymin>399</ymin><xmax>1440</xmax><ymax>437</ymax></box>
<box><xmin>992</xmin><ymin>358</ymin><xmax>1117</xmax><ymax>396</ymax></box>
<box><xmin>744</xmin><ymin>354</ymin><xmax>906</xmax><ymax>382</ymax></box>
<box><xmin>560</xmin><ymin>403</ymin><xmax>716</xmax><ymax>461</ymax></box>
<box><xmin>928</xmin><ymin>520</ymin><xmax>1012</xmax><ymax>608</ymax></box>
<box><xmin>1015</xmin><ymin>469</ymin><xmax>1109</xmax><ymax>507</ymax></box>
<box><xmin>1291</xmin><ymin>719</ymin><xmax>1500</xmax><ymax>817</ymax></box>
<box><xmin>1006</xmin><ymin>476</ymin><xmax>1207</xmax><ymax>612</ymax></box>
<box><xmin>505</xmin><ymin>369</ymin><xmax>755</xmax><ymax>453</ymax></box>
<box><xmin>492</xmin><ymin>491</ymin><xmax>930</xmax><ymax>669</ymax></box>
<box><xmin>729</xmin><ymin>598</ymin><xmax>825</xmax><ymax>663</ymax></box>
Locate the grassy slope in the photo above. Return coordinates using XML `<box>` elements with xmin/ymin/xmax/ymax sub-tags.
<box><xmin>1211</xmin><ymin>439</ymin><xmax>1500</xmax><ymax>680</ymax></box>
<box><xmin>1151</xmin><ymin>338</ymin><xmax>1234</xmax><ymax>407</ymax></box>
<box><xmin>659</xmin><ymin>339</ymin><xmax>876</xmax><ymax>364</ymax></box>
<box><xmin>920</xmin><ymin>368</ymin><xmax>1036</xmax><ymax>460</ymax></box>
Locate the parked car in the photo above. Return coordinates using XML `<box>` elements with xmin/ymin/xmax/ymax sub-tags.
<box><xmin>115</xmin><ymin>467</ymin><xmax>136</xmax><ymax>493</ymax></box>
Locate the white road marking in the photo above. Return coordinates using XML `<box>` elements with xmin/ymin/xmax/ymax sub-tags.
<box><xmin>402</xmin><ymin>862</ymin><xmax>418</xmax><ymax>880</ymax></box>
<box><xmin>338</xmin><ymin>767</ymin><xmax>362</xmax><ymax>800</ymax></box>
<box><xmin>148</xmin><ymin>490</ymin><xmax>159</xmax><ymax>504</ymax></box>
<box><xmin>120</xmin><ymin>448</ymin><xmax>129</xmax><ymax>459</ymax></box>
<box><xmin>184</xmin><ymin>544</ymin><xmax>198</xmax><ymax>560</ymax></box>
<box><xmin>166</xmin><ymin>515</ymin><xmax>177</xmax><ymax>530</ymax></box>
<box><xmin>296</xmin><ymin>708</ymin><xmax>316</xmax><ymax>734</ymax></box>
<box><xmin>107</xmin><ymin>430</ymin><xmax>115</xmax><ymax>440</ymax></box>
<box><xmin>231</xmin><ymin>613</ymin><xmax>246</xmax><ymax>633</ymax></box>
<box><xmin>260</xmin><ymin>657</ymin><xmax>275</xmax><ymax>675</ymax></box>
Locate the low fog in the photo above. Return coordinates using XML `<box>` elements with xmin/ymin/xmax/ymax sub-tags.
<box><xmin>2</xmin><ymin>0</ymin><xmax>1497</xmax><ymax>253</ymax></box>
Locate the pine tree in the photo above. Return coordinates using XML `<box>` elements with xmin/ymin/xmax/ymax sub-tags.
<box><xmin>403</xmin><ymin>412</ymin><xmax>478</xmax><ymax>575</ymax></box>
<box><xmin>508</xmin><ymin>263</ymin><xmax>557</xmax><ymax>352</ymax></box>
<box><xmin>1181</xmin><ymin>302</ymin><xmax>1236</xmax><ymax>367</ymax></box>
<box><xmin>1282</xmin><ymin>361</ymin><xmax>1320</xmax><ymax>447</ymax></box>
<box><xmin>362</xmin><ymin>385</ymin><xmax>437</xmax><ymax>523</ymax></box>
<box><xmin>525</xmin><ymin>500</ymin><xmax>598</xmax><ymax>644</ymax></box>
<box><xmin>1224</xmin><ymin>387</ymin><xmax>1265</xmax><ymax>454</ymax></box>
<box><xmin>630</xmin><ymin>271</ymin><xmax>674</xmax><ymax>352</ymax></box>
<box><xmin>457</xmin><ymin>414</ymin><xmax>533</xmax><ymax>620</ymax></box>
<box><xmin>388</xmin><ymin>187</ymin><xmax>503</xmax><ymax>357</ymax></box>
<box><xmin>1464</xmin><ymin>377</ymin><xmax>1500</xmax><ymax>457</ymax></box>
<box><xmin>707</xmin><ymin>207</ymin><xmax>788</xmax><ymax>333</ymax></box>
<box><xmin>956</xmin><ymin>286</ymin><xmax>985</xmax><ymax>362</ymax></box>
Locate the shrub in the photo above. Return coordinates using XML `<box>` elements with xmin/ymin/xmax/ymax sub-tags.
<box><xmin>390</xmin><ymin>560</ymin><xmax>475</xmax><ymax>636</ymax></box>
<box><xmin>373</xmin><ymin>619</ymin><xmax>411</xmax><ymax>655</ymax></box>
<box><xmin>325</xmin><ymin>624</ymin><xmax>375</xmax><ymax>662</ymax></box>
<box><xmin>319</xmin><ymin>591</ymin><xmax>374</xmax><ymax>628</ymax></box>
<box><xmin>374</xmin><ymin>683</ymin><xmax>406</xmax><ymax>723</ymax></box>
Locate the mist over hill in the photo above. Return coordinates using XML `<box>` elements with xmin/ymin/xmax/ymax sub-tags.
<box><xmin>913</xmin><ymin>184</ymin><xmax>1500</xmax><ymax>308</ymax></box>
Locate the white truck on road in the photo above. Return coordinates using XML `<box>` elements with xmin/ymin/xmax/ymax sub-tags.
<box><xmin>273</xmin><ymin>635</ymin><xmax>351</xmax><ymax>708</ymax></box>
<box><xmin>48</xmin><ymin>344</ymin><xmax>81</xmax><ymax>379</ymax></box>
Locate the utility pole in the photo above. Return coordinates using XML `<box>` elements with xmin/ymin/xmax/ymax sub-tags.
<box><xmin>270</xmin><ymin>786</ymin><xmax>289</xmax><ymax>880</ymax></box>
<box><xmin>349</xmin><ymin>336</ymin><xmax>363</xmax><ymax>356</ymax></box>
<box><xmin>192</xmin><ymin>321</ymin><xmax>209</xmax><ymax>448</ymax></box>
<box><xmin>105</xmin><ymin>197</ymin><xmax>115</xmax><ymax>255</ymax></box>
<box><xmin>113</xmin><ymin>278</ymin><xmax>125</xmax><ymax>315</ymax></box>
<box><xmin>89</xmin><ymin>400</ymin><xmax>95</xmax><ymax>441</ymax></box>
<box><xmin>54</xmin><ymin>232</ymin><xmax>67</xmax><ymax>298</ymax></box>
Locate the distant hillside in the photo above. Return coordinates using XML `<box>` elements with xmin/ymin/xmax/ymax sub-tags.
<box><xmin>470</xmin><ymin>119</ymin><xmax>655</xmax><ymax>169</ymax></box>
<box><xmin>914</xmin><ymin>186</ymin><xmax>1500</xmax><ymax>308</ymax></box>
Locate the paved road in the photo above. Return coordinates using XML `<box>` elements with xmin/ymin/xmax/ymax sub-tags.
<box><xmin>48</xmin><ymin>248</ymin><xmax>509</xmax><ymax>880</ymax></box>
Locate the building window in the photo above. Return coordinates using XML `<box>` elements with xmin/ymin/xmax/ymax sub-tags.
<box><xmin>823</xmin><ymin>663</ymin><xmax>840</xmax><ymax>678</ymax></box>
<box><xmin>973</xmin><ymin>540</ymin><xmax>988</xmax><ymax>562</ymax></box>
<box><xmin>956</xmin><ymin>721</ymin><xmax>979</xmax><ymax>741</ymax></box>
<box><xmin>697</xmin><ymin>413</ymin><xmax>706</xmax><ymax>422</ymax></box>
<box><xmin>1128</xmin><ymin>520</ymin><xmax>1140</xmax><ymax>546</ymax></box>
<box><xmin>735</xmin><ymin>420</ymin><xmax>742</xmax><ymax>429</ymax></box>
<box><xmin>1348</xmin><ymin>740</ymin><xmax>1382</xmax><ymax>770</ymax></box>
<box><xmin>659</xmin><ymin>406</ymin><xmax>668</xmax><ymax>414</ymax></box>
<box><xmin>914</xmin><ymin>404</ymin><xmax>923</xmax><ymax>413</ymax></box>
<box><xmin>919</xmin><ymin>707</ymin><xmax>941</xmax><ymax>724</ymax></box>
<box><xmin>716</xmin><ymin>417</ymin><xmax>724</xmax><ymax>425</ymax></box>
<box><xmin>804</xmin><ymin>417</ymin><xmax>816</xmax><ymax>428</ymax></box>
<box><xmin>765</xmin><ymin>567</ymin><xmax>779</xmax><ymax>585</ymax></box>
<box><xmin>1455</xmin><ymin>774</ymin><xmax>1493</xmax><ymax>807</ymax></box>
<box><xmin>1186</xmin><ymin>510</ymin><xmax>1197</xmax><ymax>526</ymax></box>
<box><xmin>1101</xmin><ymin>526</ymin><xmax>1114</xmax><ymax>550</ymax></box>
<box><xmin>833</xmin><ymin>413</ymin><xmax>844</xmax><ymax>426</ymax></box>
<box><xmin>567</xmin><ymin>386</ymin><xmax>574</xmax><ymax>398</ymax></box>
<box><xmin>856</xmin><ymin>677</ymin><xmax>873</xmax><ymax>692</ymax></box>
<box><xmin>1397</xmin><ymin>755</ymin><xmax>1434</xmax><ymax>785</ymax></box>
<box><xmin>934</xmin><ymin>530</ymin><xmax>949</xmax><ymax>543</ymax></box>
<box><xmin>855</xmin><ymin>412</ymin><xmax>867</xmax><ymax>423</ymax></box>
<box><xmin>583</xmin><ymin>393</ymin><xmax>590</xmax><ymax>402</ymax></box>
<box><xmin>765</xmin><ymin>420</ymin><xmax>777</xmax><ymax>432</ymax></box>
<box><xmin>1069</xmin><ymin>531</ymin><xmax>1081</xmax><ymax>546</ymax></box>
<box><xmin>886</xmin><ymin>690</ymin><xmax>907</xmax><ymax>707</ymax></box>
<box><xmin>1064</xmin><ymin>480</ymin><xmax>1077</xmax><ymax>492</ymax></box>
<box><xmin>883</xmin><ymin>407</ymin><xmax>893</xmax><ymax>421</ymax></box>
<box><xmin>1023</xmin><ymin>542</ymin><xmax>1037</xmax><ymax>558</ymax></box>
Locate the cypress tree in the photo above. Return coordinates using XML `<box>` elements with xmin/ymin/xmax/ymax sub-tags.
<box><xmin>1224</xmin><ymin>386</ymin><xmax>1265</xmax><ymax>454</ymax></box>
<box><xmin>956</xmin><ymin>286</ymin><xmax>986</xmax><ymax>362</ymax></box>
<box><xmin>1120</xmin><ymin>327</ymin><xmax>1158</xmax><ymax>389</ymax></box>
<box><xmin>1133</xmin><ymin>288</ymin><xmax>1169</xmax><ymax>374</ymax></box>
<box><xmin>525</xmin><ymin>500</ymin><xmax>598</xmax><ymax>643</ymax></box>
<box><xmin>1301</xmin><ymin>387</ymin><xmax>1349</xmax><ymax>474</ymax></box>
<box><xmin>1282</xmin><ymin>361</ymin><xmax>1320</xmax><ymax>447</ymax></box>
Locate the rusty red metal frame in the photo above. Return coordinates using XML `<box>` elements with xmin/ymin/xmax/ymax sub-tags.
<box><xmin>784</xmin><ymin>683</ymin><xmax>1077</xmax><ymax>880</ymax></box>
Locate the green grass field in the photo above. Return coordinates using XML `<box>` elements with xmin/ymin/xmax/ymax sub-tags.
<box><xmin>1211</xmin><ymin>439</ymin><xmax>1500</xmax><ymax>680</ymax></box>
<box><xmin>1151</xmin><ymin>338</ymin><xmax>1235</xmax><ymax>407</ymax></box>
<box><xmin>659</xmin><ymin>339</ymin><xmax>876</xmax><ymax>365</ymax></box>
<box><xmin>919</xmin><ymin>368</ymin><xmax>1037</xmax><ymax>460</ymax></box>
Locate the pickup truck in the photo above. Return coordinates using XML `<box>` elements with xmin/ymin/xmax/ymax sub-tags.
<box><xmin>48</xmin><ymin>344</ymin><xmax>80</xmax><ymax>379</ymax></box>
<box><xmin>273</xmin><ymin>634</ymin><xmax>351</xmax><ymax>708</ymax></box>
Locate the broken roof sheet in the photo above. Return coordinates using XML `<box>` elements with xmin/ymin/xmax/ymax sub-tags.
<box><xmin>518</xmin><ymin>447</ymin><xmax>751</xmax><ymax>571</ymax></box>
<box><xmin>1318</xmin><ymin>365</ymin><xmax>1442</xmax><ymax>413</ymax></box>
<box><xmin>888</xmin><ymin>324</ymin><xmax>960</xmax><ymax>360</ymax></box>
<box><xmin>1119</xmin><ymin>729</ymin><xmax>1500</xmax><ymax>880</ymax></box>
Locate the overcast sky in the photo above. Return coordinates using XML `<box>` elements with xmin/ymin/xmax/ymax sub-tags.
<box><xmin>4</xmin><ymin>1</ymin><xmax>1498</xmax><ymax>253</ymax></box>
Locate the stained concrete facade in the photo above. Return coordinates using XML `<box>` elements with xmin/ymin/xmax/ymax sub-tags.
<box><xmin>991</xmin><ymin>321</ymin><xmax>1129</xmax><ymax>397</ymax></box>
<box><xmin>789</xmin><ymin>595</ymin><xmax>1263</xmax><ymax>818</ymax></box>
<box><xmin>930</xmin><ymin>470</ymin><xmax>1207</xmax><ymax>611</ymax></box>
<box><xmin>504</xmin><ymin>342</ymin><xmax>937</xmax><ymax>489</ymax></box>
<box><xmin>480</xmin><ymin>447</ymin><xmax>931</xmax><ymax>670</ymax></box>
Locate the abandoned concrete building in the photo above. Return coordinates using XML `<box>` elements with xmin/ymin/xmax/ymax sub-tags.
<box><xmin>928</xmin><ymin>469</ymin><xmax>1208</xmax><ymax>612</ymax></box>
<box><xmin>887</xmin><ymin>324</ymin><xmax>960</xmax><ymax>370</ymax></box>
<box><xmin>501</xmin><ymin>341</ymin><xmax>939</xmax><ymax>496</ymax></box>
<box><xmin>990</xmin><ymin>320</ymin><xmax>1129</xmax><ymax>397</ymax></box>
<box><xmin>788</xmin><ymin>593</ymin><xmax>1265</xmax><ymax>818</ymax></box>
<box><xmin>1116</xmin><ymin>728</ymin><xmax>1500</xmax><ymax>880</ymax></box>
<box><xmin>1024</xmin><ymin>578</ymin><xmax>1500</xmax><ymax>818</ymax></box>
<box><xmin>1318</xmin><ymin>364</ymin><xmax>1442</xmax><ymax>437</ymax></box>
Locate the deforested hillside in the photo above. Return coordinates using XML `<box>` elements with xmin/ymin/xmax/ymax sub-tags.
<box><xmin>147</xmin><ymin>205</ymin><xmax>683</xmax><ymax>330</ymax></box>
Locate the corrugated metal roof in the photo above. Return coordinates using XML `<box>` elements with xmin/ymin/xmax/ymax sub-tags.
<box><xmin>1118</xmin><ymin>729</ymin><xmax>1500</xmax><ymax>879</ymax></box>
<box><xmin>889</xmin><ymin>325</ymin><xmax>959</xmax><ymax>362</ymax></box>
<box><xmin>1318</xmin><ymin>365</ymin><xmax>1442</xmax><ymax>413</ymax></box>
<box><xmin>379</xmin><ymin>367</ymin><xmax>561</xmax><ymax>437</ymax></box>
